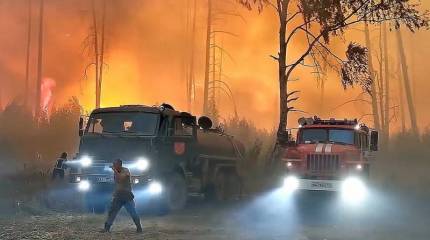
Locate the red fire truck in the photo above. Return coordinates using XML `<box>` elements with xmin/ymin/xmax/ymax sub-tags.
<box><xmin>280</xmin><ymin>117</ymin><xmax>379</xmax><ymax>203</ymax></box>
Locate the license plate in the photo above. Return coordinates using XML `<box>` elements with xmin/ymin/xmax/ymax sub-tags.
<box><xmin>311</xmin><ymin>182</ymin><xmax>333</xmax><ymax>189</ymax></box>
<box><xmin>95</xmin><ymin>177</ymin><xmax>113</xmax><ymax>183</ymax></box>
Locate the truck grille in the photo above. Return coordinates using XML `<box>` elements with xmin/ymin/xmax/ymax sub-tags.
<box><xmin>307</xmin><ymin>154</ymin><xmax>340</xmax><ymax>173</ymax></box>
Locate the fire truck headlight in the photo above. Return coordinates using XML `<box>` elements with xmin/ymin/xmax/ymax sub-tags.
<box><xmin>136</xmin><ymin>158</ymin><xmax>149</xmax><ymax>171</ymax></box>
<box><xmin>78</xmin><ymin>180</ymin><xmax>90</xmax><ymax>192</ymax></box>
<box><xmin>80</xmin><ymin>156</ymin><xmax>92</xmax><ymax>167</ymax></box>
<box><xmin>148</xmin><ymin>181</ymin><xmax>162</xmax><ymax>195</ymax></box>
<box><xmin>341</xmin><ymin>177</ymin><xmax>367</xmax><ymax>204</ymax></box>
<box><xmin>283</xmin><ymin>176</ymin><xmax>299</xmax><ymax>192</ymax></box>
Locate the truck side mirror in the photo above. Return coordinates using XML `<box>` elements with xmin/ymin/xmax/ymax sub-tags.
<box><xmin>79</xmin><ymin>117</ymin><xmax>84</xmax><ymax>137</ymax></box>
<box><xmin>181</xmin><ymin>116</ymin><xmax>196</xmax><ymax>126</ymax></box>
<box><xmin>278</xmin><ymin>130</ymin><xmax>292</xmax><ymax>145</ymax></box>
<box><xmin>287</xmin><ymin>140</ymin><xmax>297</xmax><ymax>147</ymax></box>
<box><xmin>370</xmin><ymin>130</ymin><xmax>379</xmax><ymax>151</ymax></box>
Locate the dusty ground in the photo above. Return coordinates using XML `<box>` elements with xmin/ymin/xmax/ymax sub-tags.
<box><xmin>1</xmin><ymin>189</ymin><xmax>429</xmax><ymax>240</ymax></box>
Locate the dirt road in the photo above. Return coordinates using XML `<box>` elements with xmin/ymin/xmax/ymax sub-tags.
<box><xmin>1</xmin><ymin>190</ymin><xmax>430</xmax><ymax>240</ymax></box>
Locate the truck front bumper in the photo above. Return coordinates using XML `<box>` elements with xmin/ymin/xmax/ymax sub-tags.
<box><xmin>69</xmin><ymin>174</ymin><xmax>163</xmax><ymax>196</ymax></box>
<box><xmin>290</xmin><ymin>178</ymin><xmax>341</xmax><ymax>192</ymax></box>
<box><xmin>282</xmin><ymin>175</ymin><xmax>368</xmax><ymax>204</ymax></box>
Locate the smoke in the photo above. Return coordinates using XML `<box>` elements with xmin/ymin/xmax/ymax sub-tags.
<box><xmin>0</xmin><ymin>0</ymin><xmax>429</xmax><ymax>131</ymax></box>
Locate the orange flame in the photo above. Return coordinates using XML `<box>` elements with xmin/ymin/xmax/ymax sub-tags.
<box><xmin>41</xmin><ymin>78</ymin><xmax>56</xmax><ymax>114</ymax></box>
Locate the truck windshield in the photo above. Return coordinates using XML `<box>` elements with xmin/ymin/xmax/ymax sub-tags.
<box><xmin>86</xmin><ymin>112</ymin><xmax>159</xmax><ymax>136</ymax></box>
<box><xmin>300</xmin><ymin>128</ymin><xmax>354</xmax><ymax>145</ymax></box>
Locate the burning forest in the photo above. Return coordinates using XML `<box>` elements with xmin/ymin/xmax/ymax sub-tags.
<box><xmin>1</xmin><ymin>0</ymin><xmax>430</xmax><ymax>240</ymax></box>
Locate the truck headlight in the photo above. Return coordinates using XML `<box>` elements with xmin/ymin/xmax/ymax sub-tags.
<box><xmin>148</xmin><ymin>181</ymin><xmax>162</xmax><ymax>195</ymax></box>
<box><xmin>78</xmin><ymin>180</ymin><xmax>90</xmax><ymax>191</ymax></box>
<box><xmin>283</xmin><ymin>176</ymin><xmax>299</xmax><ymax>192</ymax></box>
<box><xmin>136</xmin><ymin>158</ymin><xmax>149</xmax><ymax>171</ymax></box>
<box><xmin>80</xmin><ymin>156</ymin><xmax>92</xmax><ymax>167</ymax></box>
<box><xmin>341</xmin><ymin>177</ymin><xmax>367</xmax><ymax>204</ymax></box>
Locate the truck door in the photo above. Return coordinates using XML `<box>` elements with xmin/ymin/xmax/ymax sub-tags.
<box><xmin>166</xmin><ymin>117</ymin><xmax>196</xmax><ymax>170</ymax></box>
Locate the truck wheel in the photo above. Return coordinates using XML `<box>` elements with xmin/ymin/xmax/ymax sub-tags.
<box><xmin>214</xmin><ymin>171</ymin><xmax>227</xmax><ymax>201</ymax></box>
<box><xmin>164</xmin><ymin>173</ymin><xmax>188</xmax><ymax>211</ymax></box>
<box><xmin>205</xmin><ymin>171</ymin><xmax>227</xmax><ymax>201</ymax></box>
<box><xmin>224</xmin><ymin>171</ymin><xmax>241</xmax><ymax>200</ymax></box>
<box><xmin>206</xmin><ymin>170</ymin><xmax>241</xmax><ymax>201</ymax></box>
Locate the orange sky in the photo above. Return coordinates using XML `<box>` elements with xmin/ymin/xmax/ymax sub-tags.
<box><xmin>1</xmin><ymin>0</ymin><xmax>430</xmax><ymax>133</ymax></box>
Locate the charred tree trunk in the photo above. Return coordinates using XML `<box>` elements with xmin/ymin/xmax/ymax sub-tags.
<box><xmin>202</xmin><ymin>0</ymin><xmax>212</xmax><ymax>115</ymax></box>
<box><xmin>319</xmin><ymin>79</ymin><xmax>325</xmax><ymax>115</ymax></box>
<box><xmin>92</xmin><ymin>0</ymin><xmax>100</xmax><ymax>109</ymax></box>
<box><xmin>98</xmin><ymin>0</ymin><xmax>106</xmax><ymax>107</ymax></box>
<box><xmin>396</xmin><ymin>29</ymin><xmax>418</xmax><ymax>136</ymax></box>
<box><xmin>397</xmin><ymin>61</ymin><xmax>406</xmax><ymax>133</ymax></box>
<box><xmin>187</xmin><ymin>0</ymin><xmax>197</xmax><ymax>112</ymax></box>
<box><xmin>378</xmin><ymin>31</ymin><xmax>385</xmax><ymax>134</ymax></box>
<box><xmin>383</xmin><ymin>23</ymin><xmax>390</xmax><ymax>143</ymax></box>
<box><xmin>364</xmin><ymin>23</ymin><xmax>381</xmax><ymax>131</ymax></box>
<box><xmin>0</xmin><ymin>83</ymin><xmax>2</xmax><ymax>110</ymax></box>
<box><xmin>269</xmin><ymin>0</ymin><xmax>290</xmax><ymax>169</ymax></box>
<box><xmin>277</xmin><ymin>1</ymin><xmax>289</xmax><ymax>139</ymax></box>
<box><xmin>210</xmin><ymin>33</ymin><xmax>216</xmax><ymax>118</ymax></box>
<box><xmin>35</xmin><ymin>0</ymin><xmax>44</xmax><ymax>119</ymax></box>
<box><xmin>24</xmin><ymin>0</ymin><xmax>32</xmax><ymax>108</ymax></box>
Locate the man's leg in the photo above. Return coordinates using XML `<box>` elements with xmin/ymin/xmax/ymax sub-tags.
<box><xmin>51</xmin><ymin>169</ymin><xmax>58</xmax><ymax>180</ymax></box>
<box><xmin>104</xmin><ymin>198</ymin><xmax>123</xmax><ymax>232</ymax></box>
<box><xmin>123</xmin><ymin>200</ymin><xmax>142</xmax><ymax>232</ymax></box>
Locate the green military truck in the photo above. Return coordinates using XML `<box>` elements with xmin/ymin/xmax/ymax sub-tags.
<box><xmin>67</xmin><ymin>104</ymin><xmax>244</xmax><ymax>213</ymax></box>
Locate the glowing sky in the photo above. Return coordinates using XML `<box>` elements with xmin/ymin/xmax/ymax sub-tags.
<box><xmin>1</xmin><ymin>0</ymin><xmax>430</xmax><ymax>132</ymax></box>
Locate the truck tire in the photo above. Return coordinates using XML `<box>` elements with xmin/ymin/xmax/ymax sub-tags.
<box><xmin>163</xmin><ymin>173</ymin><xmax>188</xmax><ymax>211</ymax></box>
<box><xmin>214</xmin><ymin>171</ymin><xmax>227</xmax><ymax>201</ymax></box>
<box><xmin>224</xmin><ymin>170</ymin><xmax>241</xmax><ymax>200</ymax></box>
<box><xmin>206</xmin><ymin>169</ymin><xmax>240</xmax><ymax>201</ymax></box>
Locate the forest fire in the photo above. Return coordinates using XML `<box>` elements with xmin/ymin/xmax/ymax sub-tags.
<box><xmin>40</xmin><ymin>77</ymin><xmax>56</xmax><ymax>114</ymax></box>
<box><xmin>1</xmin><ymin>0</ymin><xmax>430</xmax><ymax>239</ymax></box>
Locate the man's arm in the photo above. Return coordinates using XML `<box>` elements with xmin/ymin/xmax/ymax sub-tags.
<box><xmin>113</xmin><ymin>168</ymin><xmax>130</xmax><ymax>182</ymax></box>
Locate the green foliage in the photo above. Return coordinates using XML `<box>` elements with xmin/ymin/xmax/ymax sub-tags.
<box><xmin>222</xmin><ymin>116</ymin><xmax>276</xmax><ymax>192</ymax></box>
<box><xmin>374</xmin><ymin>130</ymin><xmax>430</xmax><ymax>198</ymax></box>
<box><xmin>0</xmin><ymin>97</ymin><xmax>82</xmax><ymax>172</ymax></box>
<box><xmin>341</xmin><ymin>43</ymin><xmax>372</xmax><ymax>94</ymax></box>
<box><xmin>239</xmin><ymin>0</ymin><xmax>429</xmax><ymax>97</ymax></box>
<box><xmin>223</xmin><ymin>117</ymin><xmax>275</xmax><ymax>169</ymax></box>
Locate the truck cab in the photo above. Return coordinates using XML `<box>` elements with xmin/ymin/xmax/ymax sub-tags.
<box><xmin>68</xmin><ymin>104</ymin><xmax>243</xmax><ymax>213</ymax></box>
<box><xmin>280</xmin><ymin>117</ymin><xmax>378</xmax><ymax>203</ymax></box>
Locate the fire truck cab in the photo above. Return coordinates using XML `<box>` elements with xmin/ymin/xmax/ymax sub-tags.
<box><xmin>281</xmin><ymin>117</ymin><xmax>378</xmax><ymax>203</ymax></box>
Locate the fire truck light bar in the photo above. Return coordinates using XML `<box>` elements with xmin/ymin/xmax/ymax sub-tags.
<box><xmin>298</xmin><ymin>116</ymin><xmax>361</xmax><ymax>127</ymax></box>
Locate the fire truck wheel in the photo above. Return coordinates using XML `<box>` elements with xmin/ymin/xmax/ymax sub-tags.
<box><xmin>164</xmin><ymin>173</ymin><xmax>188</xmax><ymax>211</ymax></box>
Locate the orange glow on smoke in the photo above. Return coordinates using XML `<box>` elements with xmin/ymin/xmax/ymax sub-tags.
<box><xmin>1</xmin><ymin>1</ymin><xmax>430</xmax><ymax>132</ymax></box>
